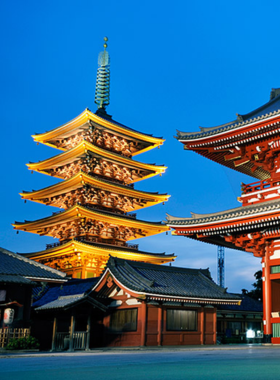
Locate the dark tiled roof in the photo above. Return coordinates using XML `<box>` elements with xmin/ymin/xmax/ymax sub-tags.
<box><xmin>0</xmin><ymin>247</ymin><xmax>66</xmax><ymax>282</ymax></box>
<box><xmin>177</xmin><ymin>91</ymin><xmax>280</xmax><ymax>140</ymax></box>
<box><xmin>104</xmin><ymin>257</ymin><xmax>240</xmax><ymax>304</ymax></box>
<box><xmin>218</xmin><ymin>295</ymin><xmax>263</xmax><ymax>312</ymax></box>
<box><xmin>35</xmin><ymin>294</ymin><xmax>85</xmax><ymax>310</ymax></box>
<box><xmin>0</xmin><ymin>274</ymin><xmax>35</xmax><ymax>285</ymax></box>
<box><xmin>32</xmin><ymin>284</ymin><xmax>50</xmax><ymax>302</ymax></box>
<box><xmin>33</xmin><ymin>277</ymin><xmax>99</xmax><ymax>308</ymax></box>
<box><xmin>33</xmin><ymin>277</ymin><xmax>106</xmax><ymax>312</ymax></box>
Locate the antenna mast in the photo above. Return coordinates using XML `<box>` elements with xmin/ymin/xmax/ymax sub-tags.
<box><xmin>217</xmin><ymin>246</ymin><xmax>225</xmax><ymax>288</ymax></box>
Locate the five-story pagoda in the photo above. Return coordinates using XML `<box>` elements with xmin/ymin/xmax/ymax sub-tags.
<box><xmin>14</xmin><ymin>38</ymin><xmax>174</xmax><ymax>278</ymax></box>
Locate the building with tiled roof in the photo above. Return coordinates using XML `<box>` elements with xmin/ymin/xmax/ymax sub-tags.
<box><xmin>0</xmin><ymin>247</ymin><xmax>66</xmax><ymax>331</ymax></box>
<box><xmin>167</xmin><ymin>88</ymin><xmax>280</xmax><ymax>344</ymax></box>
<box><xmin>94</xmin><ymin>257</ymin><xmax>241</xmax><ymax>305</ymax></box>
<box><xmin>32</xmin><ymin>257</ymin><xmax>240</xmax><ymax>350</ymax></box>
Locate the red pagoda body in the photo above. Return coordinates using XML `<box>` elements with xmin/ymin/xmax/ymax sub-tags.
<box><xmin>167</xmin><ymin>88</ymin><xmax>280</xmax><ymax>343</ymax></box>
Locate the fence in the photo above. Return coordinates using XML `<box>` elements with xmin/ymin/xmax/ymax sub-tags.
<box><xmin>0</xmin><ymin>328</ymin><xmax>30</xmax><ymax>348</ymax></box>
<box><xmin>55</xmin><ymin>331</ymin><xmax>88</xmax><ymax>350</ymax></box>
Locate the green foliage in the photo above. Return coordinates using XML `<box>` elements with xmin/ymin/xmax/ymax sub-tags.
<box><xmin>242</xmin><ymin>270</ymin><xmax>262</xmax><ymax>302</ymax></box>
<box><xmin>247</xmin><ymin>270</ymin><xmax>262</xmax><ymax>301</ymax></box>
<box><xmin>6</xmin><ymin>336</ymin><xmax>40</xmax><ymax>350</ymax></box>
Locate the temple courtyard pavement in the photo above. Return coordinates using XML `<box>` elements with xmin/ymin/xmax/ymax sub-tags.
<box><xmin>1</xmin><ymin>345</ymin><xmax>280</xmax><ymax>379</ymax></box>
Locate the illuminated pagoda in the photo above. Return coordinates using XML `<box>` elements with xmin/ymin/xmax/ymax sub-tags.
<box><xmin>167</xmin><ymin>88</ymin><xmax>280</xmax><ymax>343</ymax></box>
<box><xmin>14</xmin><ymin>38</ymin><xmax>173</xmax><ymax>278</ymax></box>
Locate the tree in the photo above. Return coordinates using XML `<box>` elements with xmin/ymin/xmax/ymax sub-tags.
<box><xmin>245</xmin><ymin>270</ymin><xmax>262</xmax><ymax>301</ymax></box>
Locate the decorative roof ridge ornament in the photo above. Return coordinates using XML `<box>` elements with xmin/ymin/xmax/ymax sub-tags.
<box><xmin>270</xmin><ymin>88</ymin><xmax>280</xmax><ymax>100</ymax></box>
<box><xmin>95</xmin><ymin>37</ymin><xmax>111</xmax><ymax>118</ymax></box>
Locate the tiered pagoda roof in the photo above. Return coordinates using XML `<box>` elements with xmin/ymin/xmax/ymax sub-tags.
<box><xmin>14</xmin><ymin>40</ymin><xmax>174</xmax><ymax>277</ymax></box>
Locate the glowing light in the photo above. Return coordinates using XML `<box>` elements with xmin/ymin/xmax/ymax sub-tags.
<box><xmin>246</xmin><ymin>329</ymin><xmax>255</xmax><ymax>338</ymax></box>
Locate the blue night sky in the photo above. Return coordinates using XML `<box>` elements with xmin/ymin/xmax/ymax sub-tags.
<box><xmin>1</xmin><ymin>0</ymin><xmax>279</xmax><ymax>292</ymax></box>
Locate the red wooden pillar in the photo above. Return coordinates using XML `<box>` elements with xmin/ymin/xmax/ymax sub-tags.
<box><xmin>140</xmin><ymin>302</ymin><xmax>147</xmax><ymax>346</ymax></box>
<box><xmin>200</xmin><ymin>307</ymin><xmax>204</xmax><ymax>345</ymax></box>
<box><xmin>157</xmin><ymin>305</ymin><xmax>163</xmax><ymax>346</ymax></box>
<box><xmin>263</xmin><ymin>244</ymin><xmax>272</xmax><ymax>343</ymax></box>
<box><xmin>213</xmin><ymin>308</ymin><xmax>217</xmax><ymax>345</ymax></box>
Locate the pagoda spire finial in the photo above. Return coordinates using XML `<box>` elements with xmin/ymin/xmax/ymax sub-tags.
<box><xmin>95</xmin><ymin>37</ymin><xmax>110</xmax><ymax>113</ymax></box>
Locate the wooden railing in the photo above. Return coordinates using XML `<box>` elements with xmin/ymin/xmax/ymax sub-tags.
<box><xmin>73</xmin><ymin>331</ymin><xmax>87</xmax><ymax>350</ymax></box>
<box><xmin>55</xmin><ymin>331</ymin><xmax>88</xmax><ymax>351</ymax></box>
<box><xmin>0</xmin><ymin>328</ymin><xmax>30</xmax><ymax>348</ymax></box>
<box><xmin>55</xmin><ymin>332</ymin><xmax>70</xmax><ymax>350</ymax></box>
<box><xmin>241</xmin><ymin>179</ymin><xmax>280</xmax><ymax>195</ymax></box>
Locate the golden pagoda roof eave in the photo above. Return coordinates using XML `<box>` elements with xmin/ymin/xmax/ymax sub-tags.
<box><xmin>32</xmin><ymin>109</ymin><xmax>165</xmax><ymax>152</ymax></box>
<box><xmin>23</xmin><ymin>239</ymin><xmax>175</xmax><ymax>264</ymax></box>
<box><xmin>19</xmin><ymin>171</ymin><xmax>170</xmax><ymax>205</ymax></box>
<box><xmin>13</xmin><ymin>203</ymin><xmax>170</xmax><ymax>236</ymax></box>
<box><xmin>27</xmin><ymin>140</ymin><xmax>167</xmax><ymax>176</ymax></box>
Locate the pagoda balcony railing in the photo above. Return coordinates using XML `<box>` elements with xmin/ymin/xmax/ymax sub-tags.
<box><xmin>124</xmin><ymin>243</ymin><xmax>139</xmax><ymax>250</ymax></box>
<box><xmin>46</xmin><ymin>240</ymin><xmax>139</xmax><ymax>250</ymax></box>
<box><xmin>46</xmin><ymin>242</ymin><xmax>65</xmax><ymax>249</ymax></box>
<box><xmin>124</xmin><ymin>212</ymin><xmax>137</xmax><ymax>219</ymax></box>
<box><xmin>241</xmin><ymin>179</ymin><xmax>280</xmax><ymax>195</ymax></box>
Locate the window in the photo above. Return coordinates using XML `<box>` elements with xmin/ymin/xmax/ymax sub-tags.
<box><xmin>110</xmin><ymin>308</ymin><xmax>138</xmax><ymax>332</ymax></box>
<box><xmin>166</xmin><ymin>309</ymin><xmax>197</xmax><ymax>331</ymax></box>
<box><xmin>271</xmin><ymin>265</ymin><xmax>280</xmax><ymax>274</ymax></box>
<box><xmin>273</xmin><ymin>323</ymin><xmax>280</xmax><ymax>337</ymax></box>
